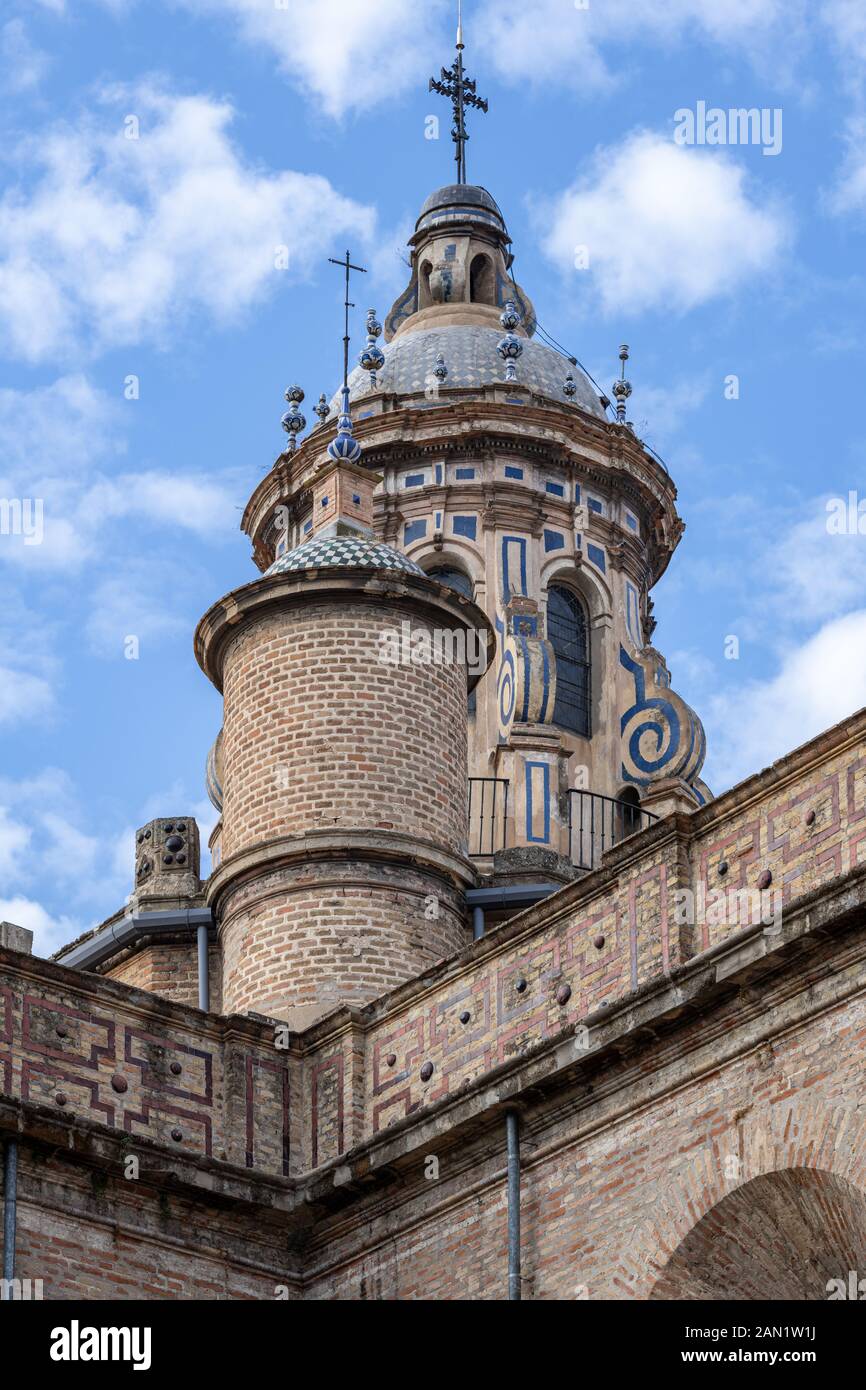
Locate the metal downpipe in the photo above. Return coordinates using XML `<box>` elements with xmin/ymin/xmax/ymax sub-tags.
<box><xmin>506</xmin><ymin>1109</ymin><xmax>521</xmax><ymax>1301</ymax></box>
<box><xmin>197</xmin><ymin>923</ymin><xmax>210</xmax><ymax>1012</ymax></box>
<box><xmin>2</xmin><ymin>1140</ymin><xmax>18</xmax><ymax>1298</ymax></box>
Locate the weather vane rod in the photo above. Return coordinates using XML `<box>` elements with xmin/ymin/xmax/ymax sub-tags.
<box><xmin>328</xmin><ymin>250</ymin><xmax>368</xmax><ymax>393</ymax></box>
<box><xmin>429</xmin><ymin>0</ymin><xmax>488</xmax><ymax>184</ymax></box>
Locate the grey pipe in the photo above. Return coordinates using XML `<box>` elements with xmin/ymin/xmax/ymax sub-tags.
<box><xmin>57</xmin><ymin>907</ymin><xmax>213</xmax><ymax>972</ymax></box>
<box><xmin>472</xmin><ymin>906</ymin><xmax>485</xmax><ymax>941</ymax></box>
<box><xmin>506</xmin><ymin>1109</ymin><xmax>521</xmax><ymax>1301</ymax></box>
<box><xmin>197</xmin><ymin>923</ymin><xmax>210</xmax><ymax>1012</ymax></box>
<box><xmin>2</xmin><ymin>1140</ymin><xmax>17</xmax><ymax>1297</ymax></box>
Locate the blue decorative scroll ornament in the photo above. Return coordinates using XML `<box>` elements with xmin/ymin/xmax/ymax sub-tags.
<box><xmin>619</xmin><ymin>646</ymin><xmax>708</xmax><ymax>801</ymax></box>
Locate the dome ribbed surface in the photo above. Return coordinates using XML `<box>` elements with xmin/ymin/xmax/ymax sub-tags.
<box><xmin>330</xmin><ymin>324</ymin><xmax>605</xmax><ymax>418</ymax></box>
<box><xmin>416</xmin><ymin>184</ymin><xmax>506</xmax><ymax>234</ymax></box>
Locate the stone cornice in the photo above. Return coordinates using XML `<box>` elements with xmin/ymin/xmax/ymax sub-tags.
<box><xmin>206</xmin><ymin>828</ymin><xmax>479</xmax><ymax>916</ymax></box>
<box><xmin>240</xmin><ymin>399</ymin><xmax>680</xmax><ymax>581</ymax></box>
<box><xmin>194</xmin><ymin>566</ymin><xmax>495</xmax><ymax>693</ymax></box>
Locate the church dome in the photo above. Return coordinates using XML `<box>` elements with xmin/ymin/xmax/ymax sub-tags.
<box><xmin>331</xmin><ymin>323</ymin><xmax>606</xmax><ymax>419</ymax></box>
<box><xmin>415</xmin><ymin>184</ymin><xmax>507</xmax><ymax>236</ymax></box>
<box><xmin>266</xmin><ymin>534</ymin><xmax>427</xmax><ymax>577</ymax></box>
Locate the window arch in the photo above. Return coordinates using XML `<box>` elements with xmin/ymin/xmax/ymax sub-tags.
<box><xmin>427</xmin><ymin>565</ymin><xmax>473</xmax><ymax>599</ymax></box>
<box><xmin>615</xmin><ymin>786</ymin><xmax>642</xmax><ymax>839</ymax></box>
<box><xmin>469</xmin><ymin>253</ymin><xmax>494</xmax><ymax>304</ymax></box>
<box><xmin>548</xmin><ymin>585</ymin><xmax>590</xmax><ymax>736</ymax></box>
<box><xmin>427</xmin><ymin>566</ymin><xmax>476</xmax><ymax>714</ymax></box>
<box><xmin>420</xmin><ymin>260</ymin><xmax>433</xmax><ymax>308</ymax></box>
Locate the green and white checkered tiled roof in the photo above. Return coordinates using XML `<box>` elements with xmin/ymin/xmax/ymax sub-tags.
<box><xmin>267</xmin><ymin>535</ymin><xmax>427</xmax><ymax>577</ymax></box>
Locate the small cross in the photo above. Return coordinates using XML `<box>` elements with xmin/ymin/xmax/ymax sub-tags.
<box><xmin>429</xmin><ymin>4</ymin><xmax>488</xmax><ymax>184</ymax></box>
<box><xmin>328</xmin><ymin>250</ymin><xmax>368</xmax><ymax>392</ymax></box>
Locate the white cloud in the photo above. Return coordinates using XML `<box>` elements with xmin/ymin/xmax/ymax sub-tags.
<box><xmin>706</xmin><ymin>610</ymin><xmax>866</xmax><ymax>790</ymax></box>
<box><xmin>0</xmin><ymin>806</ymin><xmax>32</xmax><ymax>878</ymax></box>
<box><xmin>0</xmin><ymin>666</ymin><xmax>55</xmax><ymax>727</ymax></box>
<box><xmin>477</xmin><ymin>0</ymin><xmax>806</xmax><ymax>91</ymax></box>
<box><xmin>1</xmin><ymin>20</ymin><xmax>50</xmax><ymax>93</ymax></box>
<box><xmin>540</xmin><ymin>131</ymin><xmax>790</xmax><ymax>316</ymax></box>
<box><xmin>821</xmin><ymin>0</ymin><xmax>866</xmax><ymax>67</ymax></box>
<box><xmin>768</xmin><ymin>501</ymin><xmax>866</xmax><ymax>626</ymax></box>
<box><xmin>0</xmin><ymin>896</ymin><xmax>80</xmax><ymax>958</ymax></box>
<box><xmin>83</xmin><ymin>560</ymin><xmax>192</xmax><ymax>656</ymax></box>
<box><xmin>0</xmin><ymin>375</ymin><xmax>238</xmax><ymax>572</ymax></box>
<box><xmin>0</xmin><ymin>83</ymin><xmax>375</xmax><ymax>361</ymax></box>
<box><xmin>827</xmin><ymin>115</ymin><xmax>866</xmax><ymax>215</ymax></box>
<box><xmin>174</xmin><ymin>0</ymin><xmax>806</xmax><ymax>111</ymax></box>
<box><xmin>173</xmin><ymin>0</ymin><xmax>447</xmax><ymax>119</ymax></box>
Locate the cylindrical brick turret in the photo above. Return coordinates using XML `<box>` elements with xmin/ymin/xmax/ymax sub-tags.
<box><xmin>196</xmin><ymin>555</ymin><xmax>493</xmax><ymax>1029</ymax></box>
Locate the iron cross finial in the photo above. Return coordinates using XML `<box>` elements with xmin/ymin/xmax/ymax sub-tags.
<box><xmin>327</xmin><ymin>250</ymin><xmax>368</xmax><ymax>394</ymax></box>
<box><xmin>429</xmin><ymin>2</ymin><xmax>488</xmax><ymax>184</ymax></box>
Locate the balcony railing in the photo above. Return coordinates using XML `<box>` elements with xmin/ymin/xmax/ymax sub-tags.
<box><xmin>568</xmin><ymin>789</ymin><xmax>658</xmax><ymax>871</ymax></box>
<box><xmin>468</xmin><ymin>777</ymin><xmax>509</xmax><ymax>856</ymax></box>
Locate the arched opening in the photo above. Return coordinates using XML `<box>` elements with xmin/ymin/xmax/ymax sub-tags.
<box><xmin>469</xmin><ymin>253</ymin><xmax>494</xmax><ymax>305</ymax></box>
<box><xmin>615</xmin><ymin>785</ymin><xmax>642</xmax><ymax>840</ymax></box>
<box><xmin>426</xmin><ymin>565</ymin><xmax>477</xmax><ymax>715</ymax></box>
<box><xmin>650</xmin><ymin>1169</ymin><xmax>866</xmax><ymax>1301</ymax></box>
<box><xmin>548</xmin><ymin>585</ymin><xmax>590</xmax><ymax>737</ymax></box>
<box><xmin>419</xmin><ymin>260</ymin><xmax>433</xmax><ymax>309</ymax></box>
<box><xmin>426</xmin><ymin>565</ymin><xmax>473</xmax><ymax>600</ymax></box>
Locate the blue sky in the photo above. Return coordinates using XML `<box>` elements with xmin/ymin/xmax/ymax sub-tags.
<box><xmin>1</xmin><ymin>0</ymin><xmax>866</xmax><ymax>955</ymax></box>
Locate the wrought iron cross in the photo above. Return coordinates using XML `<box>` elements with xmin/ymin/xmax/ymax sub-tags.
<box><xmin>327</xmin><ymin>250</ymin><xmax>368</xmax><ymax>393</ymax></box>
<box><xmin>429</xmin><ymin>2</ymin><xmax>488</xmax><ymax>184</ymax></box>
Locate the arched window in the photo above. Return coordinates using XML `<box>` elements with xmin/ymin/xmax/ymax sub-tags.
<box><xmin>427</xmin><ymin>566</ymin><xmax>477</xmax><ymax>714</ymax></box>
<box><xmin>420</xmin><ymin>260</ymin><xmax>433</xmax><ymax>308</ymax></box>
<box><xmin>427</xmin><ymin>565</ymin><xmax>473</xmax><ymax>599</ymax></box>
<box><xmin>469</xmin><ymin>254</ymin><xmax>493</xmax><ymax>304</ymax></box>
<box><xmin>548</xmin><ymin>585</ymin><xmax>590</xmax><ymax>736</ymax></box>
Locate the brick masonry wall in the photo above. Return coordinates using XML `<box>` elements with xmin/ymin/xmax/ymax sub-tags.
<box><xmin>3</xmin><ymin>1151</ymin><xmax>299</xmax><ymax>1300</ymax></box>
<box><xmin>296</xmin><ymin>712</ymin><xmax>866</xmax><ymax>1152</ymax></box>
<box><xmin>103</xmin><ymin>943</ymin><xmax>223</xmax><ymax>1013</ymax></box>
<box><xmin>4</xmin><ymin>710</ymin><xmax>866</xmax><ymax>1298</ymax></box>
<box><xmin>302</xmin><ymin>971</ymin><xmax>866</xmax><ymax>1299</ymax></box>
<box><xmin>219</xmin><ymin>598</ymin><xmax>469</xmax><ymax>862</ymax></box>
<box><xmin>0</xmin><ymin>951</ymin><xmax>292</xmax><ymax>1176</ymax></box>
<box><xmin>219</xmin><ymin>860</ymin><xmax>467</xmax><ymax>1029</ymax></box>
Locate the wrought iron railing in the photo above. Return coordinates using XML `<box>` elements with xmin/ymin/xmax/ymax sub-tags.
<box><xmin>468</xmin><ymin>777</ymin><xmax>509</xmax><ymax>856</ymax></box>
<box><xmin>567</xmin><ymin>790</ymin><xmax>657</xmax><ymax>871</ymax></box>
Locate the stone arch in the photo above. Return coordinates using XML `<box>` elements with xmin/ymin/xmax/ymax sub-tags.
<box><xmin>469</xmin><ymin>252</ymin><xmax>494</xmax><ymax>305</ymax></box>
<box><xmin>649</xmin><ymin>1169</ymin><xmax>866</xmax><ymax>1301</ymax></box>
<box><xmin>540</xmin><ymin>555</ymin><xmax>612</xmax><ymax>623</ymax></box>
<box><xmin>419</xmin><ymin>260</ymin><xmax>433</xmax><ymax>309</ymax></box>
<box><xmin>613</xmin><ymin>1092</ymin><xmax>866</xmax><ymax>1300</ymax></box>
<box><xmin>416</xmin><ymin>542</ymin><xmax>485</xmax><ymax>590</ymax></box>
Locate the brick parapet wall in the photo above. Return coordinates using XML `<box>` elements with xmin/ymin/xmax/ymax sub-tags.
<box><xmin>0</xmin><ymin>952</ymin><xmax>292</xmax><ymax>1177</ymax></box>
<box><xmin>295</xmin><ymin>707</ymin><xmax>866</xmax><ymax>1155</ymax></box>
<box><xmin>3</xmin><ymin>708</ymin><xmax>866</xmax><ymax>1188</ymax></box>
